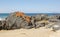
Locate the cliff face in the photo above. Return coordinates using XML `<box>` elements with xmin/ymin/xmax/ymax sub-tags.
<box><xmin>0</xmin><ymin>12</ymin><xmax>60</xmax><ymax>31</ymax></box>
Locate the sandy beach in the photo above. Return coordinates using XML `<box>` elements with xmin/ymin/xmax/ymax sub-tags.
<box><xmin>0</xmin><ymin>27</ymin><xmax>60</xmax><ymax>37</ymax></box>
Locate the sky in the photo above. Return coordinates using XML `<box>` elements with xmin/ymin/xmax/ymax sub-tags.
<box><xmin>0</xmin><ymin>0</ymin><xmax>60</xmax><ymax>13</ymax></box>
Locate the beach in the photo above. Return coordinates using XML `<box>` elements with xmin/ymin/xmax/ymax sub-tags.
<box><xmin>0</xmin><ymin>0</ymin><xmax>60</xmax><ymax>37</ymax></box>
<box><xmin>0</xmin><ymin>27</ymin><xmax>60</xmax><ymax>37</ymax></box>
<box><xmin>0</xmin><ymin>12</ymin><xmax>60</xmax><ymax>37</ymax></box>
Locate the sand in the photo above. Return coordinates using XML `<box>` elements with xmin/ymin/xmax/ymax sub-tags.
<box><xmin>0</xmin><ymin>27</ymin><xmax>60</xmax><ymax>37</ymax></box>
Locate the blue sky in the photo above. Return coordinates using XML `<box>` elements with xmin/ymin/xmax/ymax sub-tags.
<box><xmin>0</xmin><ymin>0</ymin><xmax>60</xmax><ymax>13</ymax></box>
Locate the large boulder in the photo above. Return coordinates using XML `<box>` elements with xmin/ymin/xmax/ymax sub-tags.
<box><xmin>48</xmin><ymin>15</ymin><xmax>60</xmax><ymax>22</ymax></box>
<box><xmin>48</xmin><ymin>22</ymin><xmax>60</xmax><ymax>31</ymax></box>
<box><xmin>30</xmin><ymin>14</ymin><xmax>48</xmax><ymax>28</ymax></box>
<box><xmin>3</xmin><ymin>12</ymin><xmax>33</xmax><ymax>30</ymax></box>
<box><xmin>52</xmin><ymin>23</ymin><xmax>60</xmax><ymax>32</ymax></box>
<box><xmin>4</xmin><ymin>12</ymin><xmax>18</xmax><ymax>30</ymax></box>
<box><xmin>32</xmin><ymin>14</ymin><xmax>48</xmax><ymax>21</ymax></box>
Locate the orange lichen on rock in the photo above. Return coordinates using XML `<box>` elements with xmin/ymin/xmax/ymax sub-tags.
<box><xmin>16</xmin><ymin>12</ymin><xmax>24</xmax><ymax>17</ymax></box>
<box><xmin>25</xmin><ymin>16</ymin><xmax>31</xmax><ymax>23</ymax></box>
<box><xmin>15</xmin><ymin>11</ymin><xmax>31</xmax><ymax>23</ymax></box>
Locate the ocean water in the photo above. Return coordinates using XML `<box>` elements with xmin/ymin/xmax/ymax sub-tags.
<box><xmin>0</xmin><ymin>13</ymin><xmax>60</xmax><ymax>18</ymax></box>
<box><xmin>0</xmin><ymin>13</ymin><xmax>9</xmax><ymax>18</ymax></box>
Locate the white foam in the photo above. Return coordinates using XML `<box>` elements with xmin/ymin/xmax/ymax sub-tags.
<box><xmin>0</xmin><ymin>18</ymin><xmax>5</xmax><ymax>21</ymax></box>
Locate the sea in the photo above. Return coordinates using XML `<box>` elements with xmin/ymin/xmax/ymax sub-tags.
<box><xmin>0</xmin><ymin>13</ymin><xmax>60</xmax><ymax>20</ymax></box>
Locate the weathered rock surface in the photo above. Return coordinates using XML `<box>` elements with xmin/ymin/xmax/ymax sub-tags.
<box><xmin>30</xmin><ymin>14</ymin><xmax>48</xmax><ymax>28</ymax></box>
<box><xmin>0</xmin><ymin>12</ymin><xmax>32</xmax><ymax>30</ymax></box>
<box><xmin>0</xmin><ymin>12</ymin><xmax>60</xmax><ymax>31</ymax></box>
<box><xmin>46</xmin><ymin>22</ymin><xmax>60</xmax><ymax>31</ymax></box>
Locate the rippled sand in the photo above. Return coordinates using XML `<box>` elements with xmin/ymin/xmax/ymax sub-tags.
<box><xmin>0</xmin><ymin>27</ymin><xmax>60</xmax><ymax>37</ymax></box>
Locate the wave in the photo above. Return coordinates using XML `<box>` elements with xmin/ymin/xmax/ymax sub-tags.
<box><xmin>0</xmin><ymin>18</ymin><xmax>5</xmax><ymax>21</ymax></box>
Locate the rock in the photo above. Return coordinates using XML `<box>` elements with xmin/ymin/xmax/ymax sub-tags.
<box><xmin>35</xmin><ymin>22</ymin><xmax>45</xmax><ymax>28</ymax></box>
<box><xmin>51</xmin><ymin>23</ymin><xmax>60</xmax><ymax>31</ymax></box>
<box><xmin>21</xmin><ymin>21</ymin><xmax>32</xmax><ymax>29</ymax></box>
<box><xmin>46</xmin><ymin>22</ymin><xmax>60</xmax><ymax>32</ymax></box>
<box><xmin>56</xmin><ymin>15</ymin><xmax>60</xmax><ymax>20</ymax></box>
<box><xmin>48</xmin><ymin>15</ymin><xmax>60</xmax><ymax>23</ymax></box>
<box><xmin>0</xmin><ymin>11</ymin><xmax>60</xmax><ymax>31</ymax></box>
<box><xmin>30</xmin><ymin>16</ymin><xmax>36</xmax><ymax>28</ymax></box>
<box><xmin>31</xmin><ymin>14</ymin><xmax>48</xmax><ymax>28</ymax></box>
<box><xmin>45</xmin><ymin>22</ymin><xmax>55</xmax><ymax>29</ymax></box>
<box><xmin>0</xmin><ymin>21</ymin><xmax>2</xmax><ymax>30</ymax></box>
<box><xmin>48</xmin><ymin>19</ymin><xmax>60</xmax><ymax>22</ymax></box>
<box><xmin>0</xmin><ymin>20</ymin><xmax>6</xmax><ymax>30</ymax></box>
<box><xmin>34</xmin><ymin>20</ymin><xmax>49</xmax><ymax>28</ymax></box>
<box><xmin>32</xmin><ymin>14</ymin><xmax>48</xmax><ymax>21</ymax></box>
<box><xmin>13</xmin><ymin>17</ymin><xmax>23</xmax><ymax>29</ymax></box>
<box><xmin>30</xmin><ymin>14</ymin><xmax>48</xmax><ymax>28</ymax></box>
<box><xmin>14</xmin><ymin>16</ymin><xmax>32</xmax><ymax>29</ymax></box>
<box><xmin>3</xmin><ymin>12</ymin><xmax>33</xmax><ymax>30</ymax></box>
<box><xmin>4</xmin><ymin>12</ymin><xmax>18</xmax><ymax>30</ymax></box>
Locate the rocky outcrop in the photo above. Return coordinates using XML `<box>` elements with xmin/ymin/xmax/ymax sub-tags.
<box><xmin>52</xmin><ymin>23</ymin><xmax>60</xmax><ymax>31</ymax></box>
<box><xmin>30</xmin><ymin>14</ymin><xmax>48</xmax><ymax>28</ymax></box>
<box><xmin>3</xmin><ymin>12</ymin><xmax>33</xmax><ymax>30</ymax></box>
<box><xmin>45</xmin><ymin>15</ymin><xmax>60</xmax><ymax>31</ymax></box>
<box><xmin>46</xmin><ymin>22</ymin><xmax>60</xmax><ymax>32</ymax></box>
<box><xmin>0</xmin><ymin>12</ymin><xmax>60</xmax><ymax>31</ymax></box>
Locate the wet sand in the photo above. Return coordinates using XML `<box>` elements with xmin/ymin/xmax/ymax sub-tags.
<box><xmin>0</xmin><ymin>27</ymin><xmax>60</xmax><ymax>37</ymax></box>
